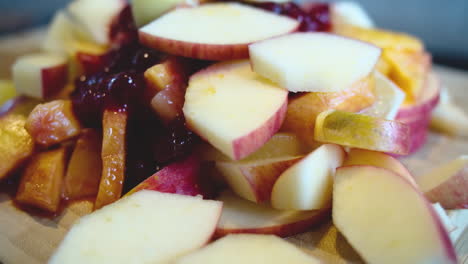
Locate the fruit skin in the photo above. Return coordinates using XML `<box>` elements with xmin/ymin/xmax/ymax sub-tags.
<box><xmin>26</xmin><ymin>100</ymin><xmax>82</xmax><ymax>147</ymax></box>
<box><xmin>0</xmin><ymin>115</ymin><xmax>34</xmax><ymax>181</ymax></box>
<box><xmin>281</xmin><ymin>74</ymin><xmax>376</xmax><ymax>146</ymax></box>
<box><xmin>333</xmin><ymin>165</ymin><xmax>457</xmax><ymax>264</ymax></box>
<box><xmin>215</xmin><ymin>191</ymin><xmax>329</xmax><ymax>238</ymax></box>
<box><xmin>16</xmin><ymin>147</ymin><xmax>68</xmax><ymax>213</ymax></box>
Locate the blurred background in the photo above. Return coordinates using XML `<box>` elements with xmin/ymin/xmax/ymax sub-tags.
<box><xmin>0</xmin><ymin>0</ymin><xmax>467</xmax><ymax>69</ymax></box>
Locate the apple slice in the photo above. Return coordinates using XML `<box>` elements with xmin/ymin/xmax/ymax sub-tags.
<box><xmin>95</xmin><ymin>109</ymin><xmax>127</xmax><ymax>209</ymax></box>
<box><xmin>63</xmin><ymin>129</ymin><xmax>102</xmax><ymax>200</ymax></box>
<box><xmin>16</xmin><ymin>147</ymin><xmax>68</xmax><ymax>213</ymax></box>
<box><xmin>67</xmin><ymin>0</ymin><xmax>127</xmax><ymax>45</ymax></box>
<box><xmin>360</xmin><ymin>71</ymin><xmax>405</xmax><ymax>120</ymax></box>
<box><xmin>175</xmin><ymin>234</ymin><xmax>321</xmax><ymax>264</ymax></box>
<box><xmin>139</xmin><ymin>2</ymin><xmax>299</xmax><ymax>60</ymax></box>
<box><xmin>216</xmin><ymin>156</ymin><xmax>302</xmax><ymax>203</ymax></box>
<box><xmin>315</xmin><ymin>110</ymin><xmax>410</xmax><ymax>155</ymax></box>
<box><xmin>12</xmin><ymin>53</ymin><xmax>68</xmax><ymax>99</ymax></box>
<box><xmin>271</xmin><ymin>144</ymin><xmax>344</xmax><ymax>210</ymax></box>
<box><xmin>26</xmin><ymin>100</ymin><xmax>82</xmax><ymax>147</ymax></box>
<box><xmin>333</xmin><ymin>165</ymin><xmax>457</xmax><ymax>264</ymax></box>
<box><xmin>343</xmin><ymin>148</ymin><xmax>416</xmax><ymax>186</ymax></box>
<box><xmin>331</xmin><ymin>1</ymin><xmax>375</xmax><ymax>29</ymax></box>
<box><xmin>0</xmin><ymin>80</ymin><xmax>16</xmax><ymax>106</ymax></box>
<box><xmin>215</xmin><ymin>191</ymin><xmax>328</xmax><ymax>238</ymax></box>
<box><xmin>430</xmin><ymin>87</ymin><xmax>468</xmax><ymax>137</ymax></box>
<box><xmin>131</xmin><ymin>0</ymin><xmax>198</xmax><ymax>27</ymax></box>
<box><xmin>416</xmin><ymin>156</ymin><xmax>468</xmax><ymax>209</ymax></box>
<box><xmin>183</xmin><ymin>60</ymin><xmax>288</xmax><ymax>161</ymax></box>
<box><xmin>249</xmin><ymin>32</ymin><xmax>381</xmax><ymax>92</ymax></box>
<box><xmin>49</xmin><ymin>190</ymin><xmax>222</xmax><ymax>264</ymax></box>
<box><xmin>0</xmin><ymin>115</ymin><xmax>34</xmax><ymax>181</ymax></box>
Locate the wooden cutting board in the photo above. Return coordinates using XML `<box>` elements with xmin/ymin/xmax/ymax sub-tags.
<box><xmin>0</xmin><ymin>30</ymin><xmax>467</xmax><ymax>264</ymax></box>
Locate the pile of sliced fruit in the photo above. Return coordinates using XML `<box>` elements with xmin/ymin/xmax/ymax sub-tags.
<box><xmin>0</xmin><ymin>0</ymin><xmax>467</xmax><ymax>263</ymax></box>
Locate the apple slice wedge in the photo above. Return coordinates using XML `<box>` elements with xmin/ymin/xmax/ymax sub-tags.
<box><xmin>139</xmin><ymin>2</ymin><xmax>299</xmax><ymax>60</ymax></box>
<box><xmin>131</xmin><ymin>0</ymin><xmax>199</xmax><ymax>27</ymax></box>
<box><xmin>315</xmin><ymin>110</ymin><xmax>410</xmax><ymax>155</ymax></box>
<box><xmin>333</xmin><ymin>165</ymin><xmax>457</xmax><ymax>264</ymax></box>
<box><xmin>430</xmin><ymin>87</ymin><xmax>468</xmax><ymax>137</ymax></box>
<box><xmin>175</xmin><ymin>234</ymin><xmax>321</xmax><ymax>264</ymax></box>
<box><xmin>215</xmin><ymin>191</ymin><xmax>328</xmax><ymax>238</ymax></box>
<box><xmin>12</xmin><ymin>53</ymin><xmax>68</xmax><ymax>99</ymax></box>
<box><xmin>183</xmin><ymin>60</ymin><xmax>288</xmax><ymax>161</ymax></box>
<box><xmin>49</xmin><ymin>190</ymin><xmax>222</xmax><ymax>264</ymax></box>
<box><xmin>271</xmin><ymin>144</ymin><xmax>345</xmax><ymax>210</ymax></box>
<box><xmin>416</xmin><ymin>156</ymin><xmax>468</xmax><ymax>209</ymax></box>
<box><xmin>249</xmin><ymin>32</ymin><xmax>381</xmax><ymax>92</ymax></box>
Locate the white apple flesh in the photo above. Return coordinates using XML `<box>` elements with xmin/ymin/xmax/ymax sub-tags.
<box><xmin>139</xmin><ymin>2</ymin><xmax>299</xmax><ymax>60</ymax></box>
<box><xmin>249</xmin><ymin>32</ymin><xmax>381</xmax><ymax>92</ymax></box>
<box><xmin>49</xmin><ymin>190</ymin><xmax>222</xmax><ymax>264</ymax></box>
<box><xmin>183</xmin><ymin>60</ymin><xmax>288</xmax><ymax>160</ymax></box>
<box><xmin>331</xmin><ymin>1</ymin><xmax>375</xmax><ymax>29</ymax></box>
<box><xmin>333</xmin><ymin>165</ymin><xmax>457</xmax><ymax>264</ymax></box>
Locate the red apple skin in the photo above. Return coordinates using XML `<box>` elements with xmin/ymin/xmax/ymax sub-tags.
<box><xmin>42</xmin><ymin>63</ymin><xmax>68</xmax><ymax>99</ymax></box>
<box><xmin>425</xmin><ymin>168</ymin><xmax>468</xmax><ymax>209</ymax></box>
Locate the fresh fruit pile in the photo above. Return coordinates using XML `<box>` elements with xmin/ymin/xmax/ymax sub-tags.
<box><xmin>0</xmin><ymin>0</ymin><xmax>467</xmax><ymax>263</ymax></box>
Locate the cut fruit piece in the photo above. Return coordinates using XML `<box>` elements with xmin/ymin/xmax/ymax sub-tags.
<box><xmin>26</xmin><ymin>100</ymin><xmax>81</xmax><ymax>147</ymax></box>
<box><xmin>0</xmin><ymin>115</ymin><xmax>34</xmax><ymax>181</ymax></box>
<box><xmin>175</xmin><ymin>234</ymin><xmax>321</xmax><ymax>264</ymax></box>
<box><xmin>0</xmin><ymin>80</ymin><xmax>16</xmax><ymax>106</ymax></box>
<box><xmin>271</xmin><ymin>144</ymin><xmax>344</xmax><ymax>210</ymax></box>
<box><xmin>183</xmin><ymin>60</ymin><xmax>288</xmax><ymax>160</ymax></box>
<box><xmin>430</xmin><ymin>88</ymin><xmax>468</xmax><ymax>137</ymax></box>
<box><xmin>16</xmin><ymin>147</ymin><xmax>68</xmax><ymax>213</ymax></box>
<box><xmin>95</xmin><ymin>109</ymin><xmax>127</xmax><ymax>209</ymax></box>
<box><xmin>360</xmin><ymin>71</ymin><xmax>405</xmax><ymax>120</ymax></box>
<box><xmin>281</xmin><ymin>74</ymin><xmax>376</xmax><ymax>146</ymax></box>
<box><xmin>12</xmin><ymin>53</ymin><xmax>68</xmax><ymax>99</ymax></box>
<box><xmin>417</xmin><ymin>156</ymin><xmax>468</xmax><ymax>209</ymax></box>
<box><xmin>333</xmin><ymin>165</ymin><xmax>457</xmax><ymax>264</ymax></box>
<box><xmin>0</xmin><ymin>96</ymin><xmax>42</xmax><ymax>118</ymax></box>
<box><xmin>49</xmin><ymin>190</ymin><xmax>222</xmax><ymax>264</ymax></box>
<box><xmin>127</xmin><ymin>154</ymin><xmax>205</xmax><ymax>197</ymax></box>
<box><xmin>139</xmin><ymin>2</ymin><xmax>299</xmax><ymax>60</ymax></box>
<box><xmin>215</xmin><ymin>191</ymin><xmax>328</xmax><ymax>237</ymax></box>
<box><xmin>151</xmin><ymin>84</ymin><xmax>186</xmax><ymax>123</ymax></box>
<box><xmin>144</xmin><ymin>56</ymin><xmax>188</xmax><ymax>96</ymax></box>
<box><xmin>249</xmin><ymin>32</ymin><xmax>381</xmax><ymax>93</ymax></box>
<box><xmin>216</xmin><ymin>156</ymin><xmax>302</xmax><ymax>203</ymax></box>
<box><xmin>315</xmin><ymin>110</ymin><xmax>410</xmax><ymax>155</ymax></box>
<box><xmin>131</xmin><ymin>0</ymin><xmax>198</xmax><ymax>27</ymax></box>
<box><xmin>331</xmin><ymin>1</ymin><xmax>374</xmax><ymax>28</ymax></box>
<box><xmin>63</xmin><ymin>129</ymin><xmax>102</xmax><ymax>200</ymax></box>
<box><xmin>67</xmin><ymin>0</ymin><xmax>127</xmax><ymax>45</ymax></box>
<box><xmin>343</xmin><ymin>148</ymin><xmax>416</xmax><ymax>186</ymax></box>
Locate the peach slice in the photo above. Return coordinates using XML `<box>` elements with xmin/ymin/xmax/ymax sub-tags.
<box><xmin>16</xmin><ymin>147</ymin><xmax>68</xmax><ymax>213</ymax></box>
<box><xmin>175</xmin><ymin>234</ymin><xmax>321</xmax><ymax>264</ymax></box>
<box><xmin>26</xmin><ymin>100</ymin><xmax>82</xmax><ymax>147</ymax></box>
<box><xmin>271</xmin><ymin>144</ymin><xmax>344</xmax><ymax>210</ymax></box>
<box><xmin>215</xmin><ymin>191</ymin><xmax>328</xmax><ymax>238</ymax></box>
<box><xmin>314</xmin><ymin>110</ymin><xmax>410</xmax><ymax>155</ymax></box>
<box><xmin>94</xmin><ymin>109</ymin><xmax>127</xmax><ymax>209</ymax></box>
<box><xmin>0</xmin><ymin>115</ymin><xmax>34</xmax><ymax>181</ymax></box>
<box><xmin>183</xmin><ymin>60</ymin><xmax>288</xmax><ymax>161</ymax></box>
<box><xmin>50</xmin><ymin>190</ymin><xmax>222</xmax><ymax>264</ymax></box>
<box><xmin>139</xmin><ymin>2</ymin><xmax>299</xmax><ymax>60</ymax></box>
<box><xmin>417</xmin><ymin>156</ymin><xmax>468</xmax><ymax>209</ymax></box>
<box><xmin>249</xmin><ymin>32</ymin><xmax>381</xmax><ymax>93</ymax></box>
<box><xmin>333</xmin><ymin>165</ymin><xmax>457</xmax><ymax>264</ymax></box>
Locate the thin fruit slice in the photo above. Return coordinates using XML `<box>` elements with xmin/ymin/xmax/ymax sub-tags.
<box><xmin>315</xmin><ymin>109</ymin><xmax>410</xmax><ymax>155</ymax></box>
<box><xmin>333</xmin><ymin>165</ymin><xmax>457</xmax><ymax>264</ymax></box>
<box><xmin>271</xmin><ymin>144</ymin><xmax>344</xmax><ymax>210</ymax></box>
<box><xmin>183</xmin><ymin>60</ymin><xmax>288</xmax><ymax>161</ymax></box>
<box><xmin>131</xmin><ymin>0</ymin><xmax>198</xmax><ymax>27</ymax></box>
<box><xmin>216</xmin><ymin>156</ymin><xmax>302</xmax><ymax>203</ymax></box>
<box><xmin>417</xmin><ymin>156</ymin><xmax>468</xmax><ymax>209</ymax></box>
<box><xmin>49</xmin><ymin>190</ymin><xmax>222</xmax><ymax>264</ymax></box>
<box><xmin>0</xmin><ymin>115</ymin><xmax>34</xmax><ymax>181</ymax></box>
<box><xmin>16</xmin><ymin>147</ymin><xmax>68</xmax><ymax>213</ymax></box>
<box><xmin>139</xmin><ymin>2</ymin><xmax>299</xmax><ymax>60</ymax></box>
<box><xmin>215</xmin><ymin>191</ymin><xmax>328</xmax><ymax>238</ymax></box>
<box><xmin>175</xmin><ymin>234</ymin><xmax>321</xmax><ymax>264</ymax></box>
<box><xmin>95</xmin><ymin>109</ymin><xmax>127</xmax><ymax>209</ymax></box>
<box><xmin>360</xmin><ymin>71</ymin><xmax>405</xmax><ymax>120</ymax></box>
<box><xmin>343</xmin><ymin>148</ymin><xmax>415</xmax><ymax>186</ymax></box>
<box><xmin>63</xmin><ymin>129</ymin><xmax>102</xmax><ymax>200</ymax></box>
<box><xmin>249</xmin><ymin>32</ymin><xmax>381</xmax><ymax>92</ymax></box>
